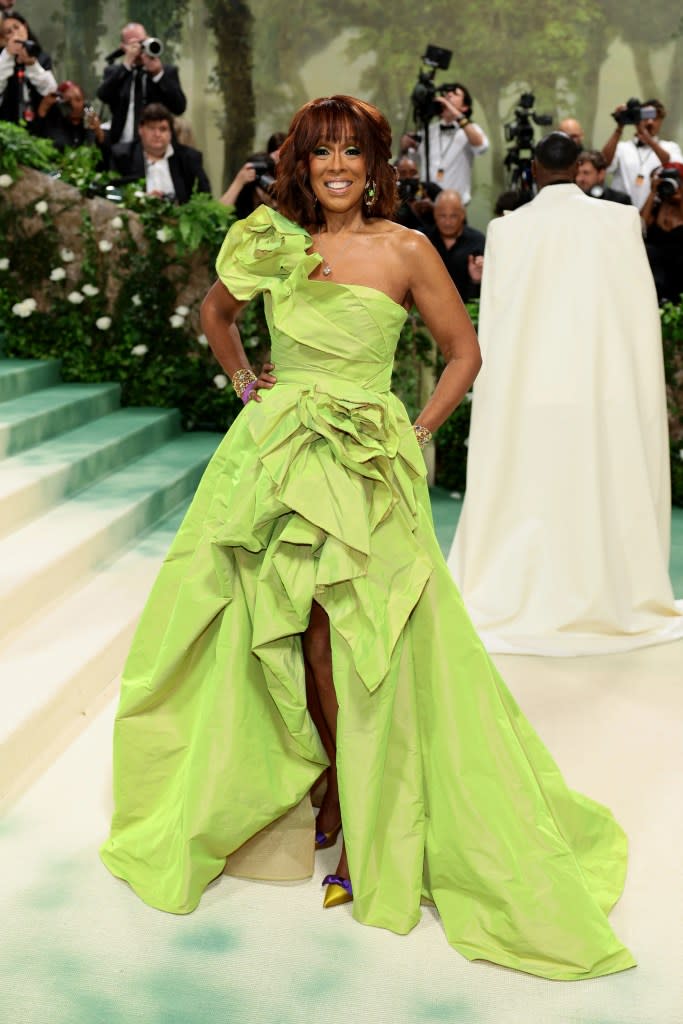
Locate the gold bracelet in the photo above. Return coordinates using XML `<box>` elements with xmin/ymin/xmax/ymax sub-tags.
<box><xmin>231</xmin><ymin>368</ymin><xmax>257</xmax><ymax>398</ymax></box>
<box><xmin>459</xmin><ymin>117</ymin><xmax>470</xmax><ymax>128</ymax></box>
<box><xmin>413</xmin><ymin>423</ymin><xmax>432</xmax><ymax>448</ymax></box>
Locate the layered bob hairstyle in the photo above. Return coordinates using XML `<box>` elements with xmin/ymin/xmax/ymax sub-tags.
<box><xmin>276</xmin><ymin>95</ymin><xmax>398</xmax><ymax>227</ymax></box>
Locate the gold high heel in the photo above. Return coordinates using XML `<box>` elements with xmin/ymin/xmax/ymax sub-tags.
<box><xmin>322</xmin><ymin>874</ymin><xmax>353</xmax><ymax>908</ymax></box>
<box><xmin>315</xmin><ymin>819</ymin><xmax>342</xmax><ymax>850</ymax></box>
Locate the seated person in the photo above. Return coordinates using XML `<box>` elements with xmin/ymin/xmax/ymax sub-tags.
<box><xmin>110</xmin><ymin>102</ymin><xmax>210</xmax><ymax>204</ymax></box>
<box><xmin>394</xmin><ymin>155</ymin><xmax>441</xmax><ymax>231</ymax></box>
<box><xmin>641</xmin><ymin>163</ymin><xmax>683</xmax><ymax>304</ymax></box>
<box><xmin>0</xmin><ymin>13</ymin><xmax>56</xmax><ymax>125</ymax></box>
<box><xmin>32</xmin><ymin>80</ymin><xmax>105</xmax><ymax>151</ymax></box>
<box><xmin>426</xmin><ymin>189</ymin><xmax>484</xmax><ymax>300</ymax></box>
<box><xmin>575</xmin><ymin>150</ymin><xmax>631</xmax><ymax>204</ymax></box>
<box><xmin>219</xmin><ymin>152</ymin><xmax>276</xmax><ymax>218</ymax></box>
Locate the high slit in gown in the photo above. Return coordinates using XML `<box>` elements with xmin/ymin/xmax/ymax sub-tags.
<box><xmin>100</xmin><ymin>206</ymin><xmax>636</xmax><ymax>981</ymax></box>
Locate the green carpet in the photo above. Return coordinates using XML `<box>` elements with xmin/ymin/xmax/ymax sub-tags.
<box><xmin>430</xmin><ymin>488</ymin><xmax>683</xmax><ymax>593</ymax></box>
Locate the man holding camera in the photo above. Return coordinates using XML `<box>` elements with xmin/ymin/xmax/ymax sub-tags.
<box><xmin>601</xmin><ymin>99</ymin><xmax>682</xmax><ymax>210</ymax></box>
<box><xmin>97</xmin><ymin>22</ymin><xmax>186</xmax><ymax>146</ymax></box>
<box><xmin>401</xmin><ymin>83</ymin><xmax>488</xmax><ymax>204</ymax></box>
<box><xmin>109</xmin><ymin>103</ymin><xmax>210</xmax><ymax>205</ymax></box>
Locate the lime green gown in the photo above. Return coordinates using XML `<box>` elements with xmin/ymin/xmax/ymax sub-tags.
<box><xmin>100</xmin><ymin>206</ymin><xmax>636</xmax><ymax>981</ymax></box>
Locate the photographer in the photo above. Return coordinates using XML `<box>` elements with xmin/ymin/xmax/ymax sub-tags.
<box><xmin>109</xmin><ymin>103</ymin><xmax>210</xmax><ymax>205</ymax></box>
<box><xmin>97</xmin><ymin>21</ymin><xmax>186</xmax><ymax>146</ymax></box>
<box><xmin>575</xmin><ymin>150</ymin><xmax>631</xmax><ymax>205</ymax></box>
<box><xmin>401</xmin><ymin>83</ymin><xmax>488</xmax><ymax>204</ymax></box>
<box><xmin>0</xmin><ymin>13</ymin><xmax>56</xmax><ymax>125</ymax></box>
<box><xmin>394</xmin><ymin>156</ymin><xmax>441</xmax><ymax>231</ymax></box>
<box><xmin>219</xmin><ymin>152</ymin><xmax>277</xmax><ymax>217</ymax></box>
<box><xmin>32</xmin><ymin>80</ymin><xmax>105</xmax><ymax>152</ymax></box>
<box><xmin>641</xmin><ymin>163</ymin><xmax>683</xmax><ymax>304</ymax></box>
<box><xmin>601</xmin><ymin>98</ymin><xmax>682</xmax><ymax>210</ymax></box>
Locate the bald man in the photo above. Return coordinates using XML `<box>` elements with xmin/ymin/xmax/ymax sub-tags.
<box><xmin>425</xmin><ymin>190</ymin><xmax>484</xmax><ymax>300</ymax></box>
<box><xmin>558</xmin><ymin>117</ymin><xmax>584</xmax><ymax>147</ymax></box>
<box><xmin>97</xmin><ymin>21</ymin><xmax>186</xmax><ymax>145</ymax></box>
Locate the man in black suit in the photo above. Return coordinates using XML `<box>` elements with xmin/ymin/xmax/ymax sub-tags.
<box><xmin>110</xmin><ymin>103</ymin><xmax>210</xmax><ymax>205</ymax></box>
<box><xmin>575</xmin><ymin>150</ymin><xmax>632</xmax><ymax>205</ymax></box>
<box><xmin>97</xmin><ymin>21</ymin><xmax>186</xmax><ymax>146</ymax></box>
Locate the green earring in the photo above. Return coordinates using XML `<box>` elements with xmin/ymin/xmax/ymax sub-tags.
<box><xmin>364</xmin><ymin>178</ymin><xmax>377</xmax><ymax>209</ymax></box>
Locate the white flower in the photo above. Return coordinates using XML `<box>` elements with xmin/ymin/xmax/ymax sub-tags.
<box><xmin>679</xmin><ymin>449</ymin><xmax>683</xmax><ymax>461</ymax></box>
<box><xmin>131</xmin><ymin>294</ymin><xmax>142</xmax><ymax>307</ymax></box>
<box><xmin>131</xmin><ymin>344</ymin><xmax>148</xmax><ymax>357</ymax></box>
<box><xmin>174</xmin><ymin>305</ymin><xmax>189</xmax><ymax>317</ymax></box>
<box><xmin>98</xmin><ymin>239</ymin><xmax>113</xmax><ymax>253</ymax></box>
<box><xmin>111</xmin><ymin>216</ymin><xmax>124</xmax><ymax>230</ymax></box>
<box><xmin>50</xmin><ymin>267</ymin><xmax>67</xmax><ymax>281</ymax></box>
<box><xmin>134</xmin><ymin>190</ymin><xmax>146</xmax><ymax>200</ymax></box>
<box><xmin>463</xmin><ymin>437</ymin><xmax>469</xmax><ymax>447</ymax></box>
<box><xmin>82</xmin><ymin>283</ymin><xmax>99</xmax><ymax>296</ymax></box>
<box><xmin>35</xmin><ymin>200</ymin><xmax>48</xmax><ymax>215</ymax></box>
<box><xmin>169</xmin><ymin>314</ymin><xmax>185</xmax><ymax>328</ymax></box>
<box><xmin>196</xmin><ymin>333</ymin><xmax>209</xmax><ymax>347</ymax></box>
<box><xmin>464</xmin><ymin>391</ymin><xmax>473</xmax><ymax>403</ymax></box>
<box><xmin>67</xmin><ymin>291</ymin><xmax>85</xmax><ymax>304</ymax></box>
<box><xmin>60</xmin><ymin>248</ymin><xmax>75</xmax><ymax>263</ymax></box>
<box><xmin>0</xmin><ymin>257</ymin><xmax>9</xmax><ymax>271</ymax></box>
<box><xmin>450</xmin><ymin>491</ymin><xmax>462</xmax><ymax>500</ymax></box>
<box><xmin>155</xmin><ymin>227</ymin><xmax>171</xmax><ymax>243</ymax></box>
<box><xmin>12</xmin><ymin>298</ymin><xmax>37</xmax><ymax>318</ymax></box>
<box><xmin>0</xmin><ymin>173</ymin><xmax>14</xmax><ymax>188</ymax></box>
<box><xmin>213</xmin><ymin>374</ymin><xmax>228</xmax><ymax>390</ymax></box>
<box><xmin>95</xmin><ymin>316</ymin><xmax>112</xmax><ymax>330</ymax></box>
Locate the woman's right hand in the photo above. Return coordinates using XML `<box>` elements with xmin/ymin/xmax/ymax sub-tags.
<box><xmin>249</xmin><ymin>362</ymin><xmax>276</xmax><ymax>403</ymax></box>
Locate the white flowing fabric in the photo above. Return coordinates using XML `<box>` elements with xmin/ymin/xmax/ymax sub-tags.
<box><xmin>448</xmin><ymin>184</ymin><xmax>683</xmax><ymax>656</ymax></box>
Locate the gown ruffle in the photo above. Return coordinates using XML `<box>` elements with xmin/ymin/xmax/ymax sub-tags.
<box><xmin>101</xmin><ymin>206</ymin><xmax>636</xmax><ymax>981</ymax></box>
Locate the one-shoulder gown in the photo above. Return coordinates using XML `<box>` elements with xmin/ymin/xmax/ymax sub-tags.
<box><xmin>100</xmin><ymin>207</ymin><xmax>636</xmax><ymax>981</ymax></box>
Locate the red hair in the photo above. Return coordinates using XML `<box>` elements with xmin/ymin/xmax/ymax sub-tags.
<box><xmin>275</xmin><ymin>95</ymin><xmax>398</xmax><ymax>227</ymax></box>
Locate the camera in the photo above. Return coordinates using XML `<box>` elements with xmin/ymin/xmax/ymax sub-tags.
<box><xmin>656</xmin><ymin>168</ymin><xmax>681</xmax><ymax>200</ymax></box>
<box><xmin>248</xmin><ymin>158</ymin><xmax>275</xmax><ymax>191</ymax></box>
<box><xmin>503</xmin><ymin>91</ymin><xmax>552</xmax><ymax>191</ymax></box>
<box><xmin>612</xmin><ymin>98</ymin><xmax>657</xmax><ymax>126</ymax></box>
<box><xmin>142</xmin><ymin>37</ymin><xmax>164</xmax><ymax>58</ymax></box>
<box><xmin>397</xmin><ymin>177</ymin><xmax>421</xmax><ymax>202</ymax></box>
<box><xmin>20</xmin><ymin>39</ymin><xmax>41</xmax><ymax>58</ymax></box>
<box><xmin>410</xmin><ymin>44</ymin><xmax>453</xmax><ymax>125</ymax></box>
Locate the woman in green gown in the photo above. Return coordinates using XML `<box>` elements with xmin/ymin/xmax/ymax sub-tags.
<box><xmin>100</xmin><ymin>95</ymin><xmax>636</xmax><ymax>981</ymax></box>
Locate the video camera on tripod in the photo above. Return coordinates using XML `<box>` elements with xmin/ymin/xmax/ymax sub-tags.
<box><xmin>503</xmin><ymin>92</ymin><xmax>552</xmax><ymax>191</ymax></box>
<box><xmin>408</xmin><ymin>44</ymin><xmax>454</xmax><ymax>183</ymax></box>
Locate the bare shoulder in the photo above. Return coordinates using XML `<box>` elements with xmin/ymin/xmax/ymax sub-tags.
<box><xmin>375</xmin><ymin>220</ymin><xmax>440</xmax><ymax>264</ymax></box>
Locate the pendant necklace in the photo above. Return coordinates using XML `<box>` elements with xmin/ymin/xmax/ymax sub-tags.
<box><xmin>317</xmin><ymin>229</ymin><xmax>357</xmax><ymax>277</ymax></box>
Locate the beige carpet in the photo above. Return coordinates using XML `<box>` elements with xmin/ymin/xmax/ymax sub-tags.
<box><xmin>1</xmin><ymin>638</ymin><xmax>681</xmax><ymax>1024</ymax></box>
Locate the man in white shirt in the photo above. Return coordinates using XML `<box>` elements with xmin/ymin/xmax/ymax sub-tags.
<box><xmin>601</xmin><ymin>98</ymin><xmax>682</xmax><ymax>210</ymax></box>
<box><xmin>401</xmin><ymin>83</ymin><xmax>488</xmax><ymax>205</ymax></box>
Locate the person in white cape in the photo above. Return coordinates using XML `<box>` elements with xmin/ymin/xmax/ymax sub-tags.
<box><xmin>448</xmin><ymin>131</ymin><xmax>683</xmax><ymax>656</ymax></box>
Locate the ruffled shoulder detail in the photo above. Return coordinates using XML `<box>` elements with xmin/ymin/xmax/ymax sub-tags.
<box><xmin>215</xmin><ymin>205</ymin><xmax>322</xmax><ymax>301</ymax></box>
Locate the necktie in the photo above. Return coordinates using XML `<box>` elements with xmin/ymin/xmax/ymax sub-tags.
<box><xmin>132</xmin><ymin>68</ymin><xmax>143</xmax><ymax>130</ymax></box>
<box><xmin>440</xmin><ymin>123</ymin><xmax>455</xmax><ymax>133</ymax></box>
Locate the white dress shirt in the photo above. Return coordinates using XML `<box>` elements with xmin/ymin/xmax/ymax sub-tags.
<box><xmin>145</xmin><ymin>144</ymin><xmax>175</xmax><ymax>198</ymax></box>
<box><xmin>418</xmin><ymin>120</ymin><xmax>489</xmax><ymax>204</ymax></box>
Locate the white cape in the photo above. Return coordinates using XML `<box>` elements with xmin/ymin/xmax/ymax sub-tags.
<box><xmin>448</xmin><ymin>184</ymin><xmax>683</xmax><ymax>656</ymax></box>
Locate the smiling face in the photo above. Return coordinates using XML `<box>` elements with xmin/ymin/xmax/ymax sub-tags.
<box><xmin>308</xmin><ymin>133</ymin><xmax>368</xmax><ymax>214</ymax></box>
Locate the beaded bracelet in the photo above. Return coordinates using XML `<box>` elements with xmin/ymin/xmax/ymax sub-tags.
<box><xmin>231</xmin><ymin>368</ymin><xmax>257</xmax><ymax>399</ymax></box>
<box><xmin>413</xmin><ymin>423</ymin><xmax>432</xmax><ymax>448</ymax></box>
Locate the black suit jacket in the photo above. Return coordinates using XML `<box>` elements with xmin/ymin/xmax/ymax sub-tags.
<box><xmin>97</xmin><ymin>63</ymin><xmax>186</xmax><ymax>144</ymax></box>
<box><xmin>110</xmin><ymin>139</ymin><xmax>211</xmax><ymax>204</ymax></box>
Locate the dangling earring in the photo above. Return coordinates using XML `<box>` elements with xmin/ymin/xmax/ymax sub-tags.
<box><xmin>364</xmin><ymin>178</ymin><xmax>377</xmax><ymax>211</ymax></box>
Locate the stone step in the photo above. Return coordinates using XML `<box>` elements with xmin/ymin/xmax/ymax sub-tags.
<box><xmin>0</xmin><ymin>501</ymin><xmax>191</xmax><ymax>805</ymax></box>
<box><xmin>0</xmin><ymin>358</ymin><xmax>62</xmax><ymax>403</ymax></box>
<box><xmin>0</xmin><ymin>406</ymin><xmax>180</xmax><ymax>537</ymax></box>
<box><xmin>0</xmin><ymin>432</ymin><xmax>219</xmax><ymax>642</ymax></box>
<box><xmin>0</xmin><ymin>382</ymin><xmax>121</xmax><ymax>458</ymax></box>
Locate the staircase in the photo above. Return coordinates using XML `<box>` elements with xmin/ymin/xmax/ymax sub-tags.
<box><xmin>0</xmin><ymin>358</ymin><xmax>222</xmax><ymax>807</ymax></box>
